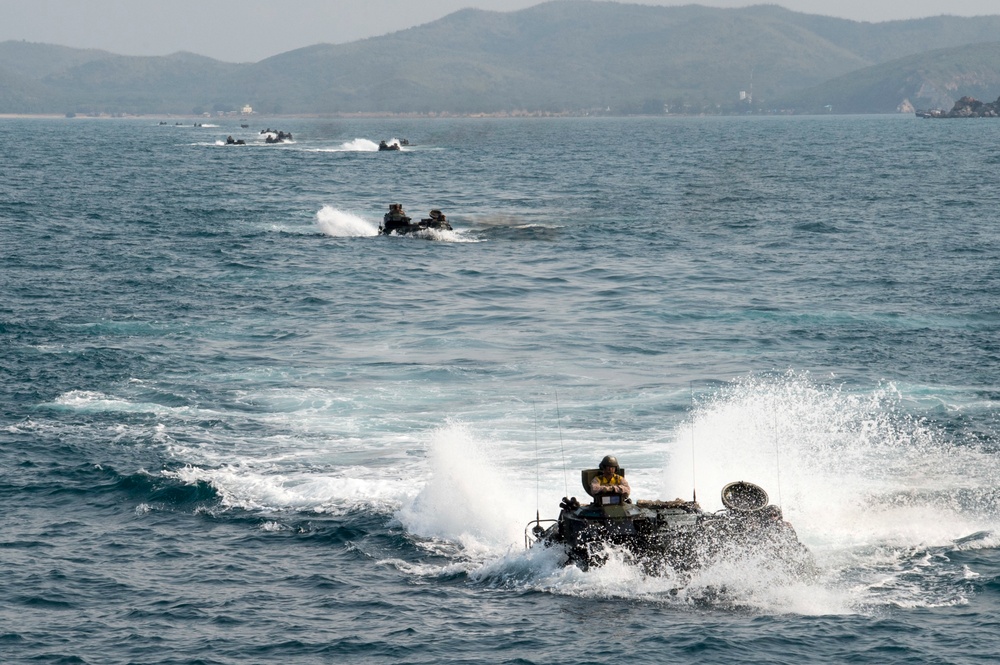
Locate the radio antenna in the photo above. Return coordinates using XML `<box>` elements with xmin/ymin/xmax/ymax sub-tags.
<box><xmin>532</xmin><ymin>401</ymin><xmax>540</xmax><ymax>512</ymax></box>
<box><xmin>773</xmin><ymin>397</ymin><xmax>783</xmax><ymax>507</ymax></box>
<box><xmin>690</xmin><ymin>381</ymin><xmax>698</xmax><ymax>503</ymax></box>
<box><xmin>555</xmin><ymin>389</ymin><xmax>568</xmax><ymax>497</ymax></box>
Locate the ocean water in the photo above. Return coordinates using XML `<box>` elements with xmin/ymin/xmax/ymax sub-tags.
<box><xmin>2</xmin><ymin>115</ymin><xmax>1000</xmax><ymax>664</ymax></box>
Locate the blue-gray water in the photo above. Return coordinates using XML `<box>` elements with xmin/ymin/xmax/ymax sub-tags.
<box><xmin>2</xmin><ymin>116</ymin><xmax>1000</xmax><ymax>664</ymax></box>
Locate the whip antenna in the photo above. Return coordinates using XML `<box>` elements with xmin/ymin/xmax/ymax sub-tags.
<box><xmin>773</xmin><ymin>398</ymin><xmax>783</xmax><ymax>507</ymax></box>
<box><xmin>533</xmin><ymin>401</ymin><xmax>540</xmax><ymax>512</ymax></box>
<box><xmin>690</xmin><ymin>381</ymin><xmax>697</xmax><ymax>503</ymax></box>
<box><xmin>555</xmin><ymin>389</ymin><xmax>568</xmax><ymax>497</ymax></box>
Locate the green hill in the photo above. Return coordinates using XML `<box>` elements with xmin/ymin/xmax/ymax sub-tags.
<box><xmin>784</xmin><ymin>41</ymin><xmax>1000</xmax><ymax>113</ymax></box>
<box><xmin>3</xmin><ymin>2</ymin><xmax>1000</xmax><ymax>115</ymax></box>
<box><xmin>242</xmin><ymin>2</ymin><xmax>876</xmax><ymax>114</ymax></box>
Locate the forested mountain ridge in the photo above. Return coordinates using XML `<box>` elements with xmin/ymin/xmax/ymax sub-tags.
<box><xmin>3</xmin><ymin>2</ymin><xmax>1000</xmax><ymax>115</ymax></box>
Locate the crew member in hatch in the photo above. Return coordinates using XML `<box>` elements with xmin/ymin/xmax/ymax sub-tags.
<box><xmin>591</xmin><ymin>455</ymin><xmax>630</xmax><ymax>499</ymax></box>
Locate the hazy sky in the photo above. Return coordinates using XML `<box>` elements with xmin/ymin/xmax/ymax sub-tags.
<box><xmin>3</xmin><ymin>0</ymin><xmax>998</xmax><ymax>62</ymax></box>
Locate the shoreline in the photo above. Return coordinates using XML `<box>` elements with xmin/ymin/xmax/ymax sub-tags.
<box><xmin>0</xmin><ymin>111</ymin><xmax>908</xmax><ymax>120</ymax></box>
<box><xmin>0</xmin><ymin>111</ymin><xmax>618</xmax><ymax>120</ymax></box>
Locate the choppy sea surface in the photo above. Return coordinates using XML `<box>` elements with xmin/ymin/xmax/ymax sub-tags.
<box><xmin>2</xmin><ymin>115</ymin><xmax>1000</xmax><ymax>664</ymax></box>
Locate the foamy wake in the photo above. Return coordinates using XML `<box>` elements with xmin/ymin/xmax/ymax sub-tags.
<box><xmin>167</xmin><ymin>464</ymin><xmax>411</xmax><ymax>515</ymax></box>
<box><xmin>129</xmin><ymin>370</ymin><xmax>998</xmax><ymax>615</ymax></box>
<box><xmin>315</xmin><ymin>138</ymin><xmax>380</xmax><ymax>152</ymax></box>
<box><xmin>49</xmin><ymin>390</ymin><xmax>196</xmax><ymax>416</ymax></box>
<box><xmin>390</xmin><ymin>227</ymin><xmax>479</xmax><ymax>243</ymax></box>
<box><xmin>315</xmin><ymin>206</ymin><xmax>379</xmax><ymax>237</ymax></box>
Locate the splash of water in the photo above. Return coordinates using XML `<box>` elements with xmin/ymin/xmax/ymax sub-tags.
<box><xmin>315</xmin><ymin>206</ymin><xmax>379</xmax><ymax>237</ymax></box>
<box><xmin>395</xmin><ymin>423</ymin><xmax>534</xmax><ymax>557</ymax></box>
<box><xmin>664</xmin><ymin>373</ymin><xmax>1000</xmax><ymax>552</ymax></box>
<box><xmin>337</xmin><ymin>138</ymin><xmax>380</xmax><ymax>152</ymax></box>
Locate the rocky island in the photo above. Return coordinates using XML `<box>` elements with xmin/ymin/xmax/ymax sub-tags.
<box><xmin>917</xmin><ymin>95</ymin><xmax>1000</xmax><ymax>118</ymax></box>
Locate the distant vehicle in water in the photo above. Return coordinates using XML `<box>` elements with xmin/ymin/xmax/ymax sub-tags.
<box><xmin>379</xmin><ymin>205</ymin><xmax>452</xmax><ymax>235</ymax></box>
<box><xmin>378</xmin><ymin>140</ymin><xmax>401</xmax><ymax>151</ymax></box>
<box><xmin>262</xmin><ymin>130</ymin><xmax>292</xmax><ymax>143</ymax></box>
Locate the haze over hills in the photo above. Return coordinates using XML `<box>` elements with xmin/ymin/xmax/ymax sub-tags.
<box><xmin>2</xmin><ymin>1</ymin><xmax>1000</xmax><ymax>115</ymax></box>
<box><xmin>784</xmin><ymin>41</ymin><xmax>1000</xmax><ymax>113</ymax></box>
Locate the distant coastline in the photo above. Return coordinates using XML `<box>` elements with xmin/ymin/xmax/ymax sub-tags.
<box><xmin>0</xmin><ymin>111</ymin><xmax>913</xmax><ymax>120</ymax></box>
<box><xmin>0</xmin><ymin>111</ymin><xmax>612</xmax><ymax>119</ymax></box>
<box><xmin>4</xmin><ymin>4</ymin><xmax>1000</xmax><ymax>116</ymax></box>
